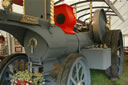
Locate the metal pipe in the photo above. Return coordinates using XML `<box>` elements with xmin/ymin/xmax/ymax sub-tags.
<box><xmin>44</xmin><ymin>0</ymin><xmax>47</xmax><ymax>20</ymax></box>
<box><xmin>109</xmin><ymin>16</ymin><xmax>111</xmax><ymax>30</ymax></box>
<box><xmin>74</xmin><ymin>5</ymin><xmax>77</xmax><ymax>18</ymax></box>
<box><xmin>89</xmin><ymin>1</ymin><xmax>92</xmax><ymax>23</ymax></box>
<box><xmin>23</xmin><ymin>0</ymin><xmax>25</xmax><ymax>15</ymax></box>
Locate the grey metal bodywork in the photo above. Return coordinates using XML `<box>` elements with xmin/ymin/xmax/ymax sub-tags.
<box><xmin>0</xmin><ymin>10</ymin><xmax>96</xmax><ymax>85</ymax></box>
<box><xmin>25</xmin><ymin>0</ymin><xmax>51</xmax><ymax>19</ymax></box>
<box><xmin>0</xmin><ymin>9</ymin><xmax>94</xmax><ymax>69</ymax></box>
<box><xmin>80</xmin><ymin>48</ymin><xmax>111</xmax><ymax>70</ymax></box>
<box><xmin>0</xmin><ymin>9</ymin><xmax>93</xmax><ymax>57</ymax></box>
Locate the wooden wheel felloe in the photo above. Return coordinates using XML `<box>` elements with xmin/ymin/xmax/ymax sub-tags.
<box><xmin>105</xmin><ymin>30</ymin><xmax>124</xmax><ymax>80</ymax></box>
<box><xmin>0</xmin><ymin>54</ymin><xmax>28</xmax><ymax>85</ymax></box>
<box><xmin>57</xmin><ymin>54</ymin><xmax>90</xmax><ymax>85</ymax></box>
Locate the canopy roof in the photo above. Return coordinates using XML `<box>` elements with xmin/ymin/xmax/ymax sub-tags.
<box><xmin>55</xmin><ymin>0</ymin><xmax>128</xmax><ymax>35</ymax></box>
<box><xmin>0</xmin><ymin>0</ymin><xmax>127</xmax><ymax>35</ymax></box>
<box><xmin>55</xmin><ymin>0</ymin><xmax>124</xmax><ymax>22</ymax></box>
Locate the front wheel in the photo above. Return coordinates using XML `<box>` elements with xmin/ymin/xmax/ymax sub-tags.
<box><xmin>57</xmin><ymin>53</ymin><xmax>90</xmax><ymax>85</ymax></box>
<box><xmin>0</xmin><ymin>53</ymin><xmax>28</xmax><ymax>85</ymax></box>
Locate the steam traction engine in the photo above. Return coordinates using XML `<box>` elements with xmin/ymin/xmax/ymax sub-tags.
<box><xmin>0</xmin><ymin>0</ymin><xmax>124</xmax><ymax>85</ymax></box>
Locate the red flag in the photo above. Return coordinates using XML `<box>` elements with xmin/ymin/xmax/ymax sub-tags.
<box><xmin>13</xmin><ymin>0</ymin><xmax>23</xmax><ymax>6</ymax></box>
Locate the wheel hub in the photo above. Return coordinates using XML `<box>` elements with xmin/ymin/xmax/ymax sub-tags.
<box><xmin>78</xmin><ymin>82</ymin><xmax>83</xmax><ymax>85</ymax></box>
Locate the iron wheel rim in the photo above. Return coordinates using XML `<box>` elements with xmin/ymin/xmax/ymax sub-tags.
<box><xmin>116</xmin><ymin>33</ymin><xmax>123</xmax><ymax>76</ymax></box>
<box><xmin>0</xmin><ymin>55</ymin><xmax>28</xmax><ymax>85</ymax></box>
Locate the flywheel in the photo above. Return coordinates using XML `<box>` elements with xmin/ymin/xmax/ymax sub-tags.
<box><xmin>93</xmin><ymin>9</ymin><xmax>107</xmax><ymax>43</ymax></box>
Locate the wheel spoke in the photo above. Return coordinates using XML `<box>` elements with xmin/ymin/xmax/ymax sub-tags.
<box><xmin>72</xmin><ymin>70</ymin><xmax>77</xmax><ymax>81</ymax></box>
<box><xmin>7</xmin><ymin>69</ymin><xmax>14</xmax><ymax>75</ymax></box>
<box><xmin>80</xmin><ymin>79</ymin><xmax>85</xmax><ymax>83</ymax></box>
<box><xmin>17</xmin><ymin>59</ymin><xmax>21</xmax><ymax>71</ymax></box>
<box><xmin>76</xmin><ymin>64</ymin><xmax>79</xmax><ymax>81</ymax></box>
<box><xmin>23</xmin><ymin>61</ymin><xmax>26</xmax><ymax>71</ymax></box>
<box><xmin>71</xmin><ymin>77</ymin><xmax>77</xmax><ymax>85</ymax></box>
<box><xmin>8</xmin><ymin>64</ymin><xmax>14</xmax><ymax>74</ymax></box>
<box><xmin>80</xmin><ymin>70</ymin><xmax>84</xmax><ymax>80</ymax></box>
<box><xmin>78</xmin><ymin>63</ymin><xmax>82</xmax><ymax>71</ymax></box>
<box><xmin>12</xmin><ymin>62</ymin><xmax>18</xmax><ymax>72</ymax></box>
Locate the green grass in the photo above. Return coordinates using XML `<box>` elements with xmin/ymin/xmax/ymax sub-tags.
<box><xmin>91</xmin><ymin>55</ymin><xmax>128</xmax><ymax>85</ymax></box>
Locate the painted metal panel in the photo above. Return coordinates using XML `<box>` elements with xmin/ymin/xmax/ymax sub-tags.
<box><xmin>80</xmin><ymin>48</ymin><xmax>111</xmax><ymax>70</ymax></box>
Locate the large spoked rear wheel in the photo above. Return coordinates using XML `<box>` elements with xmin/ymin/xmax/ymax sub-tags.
<box><xmin>57</xmin><ymin>54</ymin><xmax>90</xmax><ymax>85</ymax></box>
<box><xmin>105</xmin><ymin>30</ymin><xmax>124</xmax><ymax>80</ymax></box>
<box><xmin>0</xmin><ymin>54</ymin><xmax>28</xmax><ymax>85</ymax></box>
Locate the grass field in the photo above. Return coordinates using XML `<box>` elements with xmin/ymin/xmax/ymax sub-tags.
<box><xmin>91</xmin><ymin>55</ymin><xmax>128</xmax><ymax>85</ymax></box>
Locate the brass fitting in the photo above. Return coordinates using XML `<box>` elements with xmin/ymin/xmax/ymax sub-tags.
<box><xmin>50</xmin><ymin>0</ymin><xmax>55</xmax><ymax>25</ymax></box>
<box><xmin>2</xmin><ymin>0</ymin><xmax>11</xmax><ymax>9</ymax></box>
